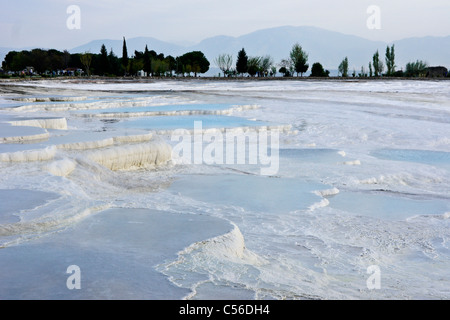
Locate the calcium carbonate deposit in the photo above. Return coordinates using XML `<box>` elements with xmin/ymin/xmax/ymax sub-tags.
<box><xmin>0</xmin><ymin>79</ymin><xmax>449</xmax><ymax>300</ymax></box>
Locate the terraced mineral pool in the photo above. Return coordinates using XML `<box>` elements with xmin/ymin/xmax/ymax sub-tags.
<box><xmin>113</xmin><ymin>115</ymin><xmax>274</xmax><ymax>131</ymax></box>
<box><xmin>72</xmin><ymin>103</ymin><xmax>250</xmax><ymax>116</ymax></box>
<box><xmin>330</xmin><ymin>190</ymin><xmax>450</xmax><ymax>220</ymax></box>
<box><xmin>371</xmin><ymin>149</ymin><xmax>450</xmax><ymax>171</ymax></box>
<box><xmin>0</xmin><ymin>189</ymin><xmax>60</xmax><ymax>224</ymax></box>
<box><xmin>1</xmin><ymin>79</ymin><xmax>449</xmax><ymax>300</ymax></box>
<box><xmin>169</xmin><ymin>174</ymin><xmax>331</xmax><ymax>214</ymax></box>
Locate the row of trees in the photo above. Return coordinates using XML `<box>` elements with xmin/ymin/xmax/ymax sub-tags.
<box><xmin>338</xmin><ymin>45</ymin><xmax>395</xmax><ymax>78</ymax></box>
<box><xmin>1</xmin><ymin>37</ymin><xmax>210</xmax><ymax>77</ymax></box>
<box><xmin>216</xmin><ymin>43</ymin><xmax>442</xmax><ymax>79</ymax></box>
<box><xmin>2</xmin><ymin>39</ymin><xmax>445</xmax><ymax>78</ymax></box>
<box><xmin>1</xmin><ymin>41</ymin><xmax>320</xmax><ymax>78</ymax></box>
<box><xmin>2</xmin><ymin>49</ymin><xmax>80</xmax><ymax>75</ymax></box>
<box><xmin>337</xmin><ymin>45</ymin><xmax>434</xmax><ymax>78</ymax></box>
<box><xmin>215</xmin><ymin>51</ymin><xmax>277</xmax><ymax>77</ymax></box>
<box><xmin>215</xmin><ymin>44</ymin><xmax>320</xmax><ymax>78</ymax></box>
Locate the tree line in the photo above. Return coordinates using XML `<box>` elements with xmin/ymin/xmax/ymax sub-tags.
<box><xmin>221</xmin><ymin>43</ymin><xmax>446</xmax><ymax>78</ymax></box>
<box><xmin>1</xmin><ymin>37</ymin><xmax>210</xmax><ymax>77</ymax></box>
<box><xmin>216</xmin><ymin>44</ymin><xmax>326</xmax><ymax>78</ymax></box>
<box><xmin>337</xmin><ymin>45</ymin><xmax>444</xmax><ymax>78</ymax></box>
<box><xmin>1</xmin><ymin>38</ymin><xmax>447</xmax><ymax>78</ymax></box>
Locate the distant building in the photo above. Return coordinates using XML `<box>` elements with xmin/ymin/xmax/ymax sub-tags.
<box><xmin>426</xmin><ymin>66</ymin><xmax>448</xmax><ymax>78</ymax></box>
<box><xmin>137</xmin><ymin>70</ymin><xmax>147</xmax><ymax>77</ymax></box>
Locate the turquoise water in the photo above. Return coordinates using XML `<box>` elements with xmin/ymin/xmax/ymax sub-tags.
<box><xmin>74</xmin><ymin>103</ymin><xmax>235</xmax><ymax>114</ymax></box>
<box><xmin>170</xmin><ymin>174</ymin><xmax>329</xmax><ymax>214</ymax></box>
<box><xmin>372</xmin><ymin>149</ymin><xmax>450</xmax><ymax>170</ymax></box>
<box><xmin>330</xmin><ymin>191</ymin><xmax>450</xmax><ymax>220</ymax></box>
<box><xmin>0</xmin><ymin>208</ymin><xmax>232</xmax><ymax>299</ymax></box>
<box><xmin>116</xmin><ymin>115</ymin><xmax>271</xmax><ymax>130</ymax></box>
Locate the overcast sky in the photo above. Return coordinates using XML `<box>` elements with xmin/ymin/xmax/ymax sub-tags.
<box><xmin>1</xmin><ymin>0</ymin><xmax>449</xmax><ymax>49</ymax></box>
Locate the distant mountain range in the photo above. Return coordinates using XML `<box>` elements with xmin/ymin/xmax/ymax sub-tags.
<box><xmin>2</xmin><ymin>26</ymin><xmax>449</xmax><ymax>74</ymax></box>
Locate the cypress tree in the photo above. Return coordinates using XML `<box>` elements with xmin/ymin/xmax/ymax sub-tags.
<box><xmin>122</xmin><ymin>37</ymin><xmax>128</xmax><ymax>75</ymax></box>
<box><xmin>385</xmin><ymin>44</ymin><xmax>396</xmax><ymax>76</ymax></box>
<box><xmin>372</xmin><ymin>50</ymin><xmax>384</xmax><ymax>77</ymax></box>
<box><xmin>236</xmin><ymin>48</ymin><xmax>248</xmax><ymax>76</ymax></box>
<box><xmin>99</xmin><ymin>44</ymin><xmax>109</xmax><ymax>76</ymax></box>
<box><xmin>338</xmin><ymin>57</ymin><xmax>349</xmax><ymax>77</ymax></box>
<box><xmin>143</xmin><ymin>45</ymin><xmax>151</xmax><ymax>76</ymax></box>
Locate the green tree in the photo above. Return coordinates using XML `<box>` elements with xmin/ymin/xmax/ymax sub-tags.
<box><xmin>47</xmin><ymin>49</ymin><xmax>64</xmax><ymax>73</ymax></box>
<box><xmin>133</xmin><ymin>50</ymin><xmax>144</xmax><ymax>60</ymax></box>
<box><xmin>108</xmin><ymin>48</ymin><xmax>121</xmax><ymax>76</ymax></box>
<box><xmin>178</xmin><ymin>51</ymin><xmax>210</xmax><ymax>77</ymax></box>
<box><xmin>373</xmin><ymin>51</ymin><xmax>379</xmax><ymax>76</ymax></box>
<box><xmin>405</xmin><ymin>60</ymin><xmax>428</xmax><ymax>77</ymax></box>
<box><xmin>338</xmin><ymin>57</ymin><xmax>349</xmax><ymax>77</ymax></box>
<box><xmin>98</xmin><ymin>44</ymin><xmax>109</xmax><ymax>75</ymax></box>
<box><xmin>278</xmin><ymin>66</ymin><xmax>289</xmax><ymax>77</ymax></box>
<box><xmin>236</xmin><ymin>48</ymin><xmax>248</xmax><ymax>76</ymax></box>
<box><xmin>68</xmin><ymin>53</ymin><xmax>83</xmax><ymax>70</ymax></box>
<box><xmin>143</xmin><ymin>45</ymin><xmax>151</xmax><ymax>76</ymax></box>
<box><xmin>3</xmin><ymin>51</ymin><xmax>16</xmax><ymax>71</ymax></box>
<box><xmin>130</xmin><ymin>56</ymin><xmax>144</xmax><ymax>76</ymax></box>
<box><xmin>259</xmin><ymin>55</ymin><xmax>274</xmax><ymax>77</ymax></box>
<box><xmin>247</xmin><ymin>56</ymin><xmax>261</xmax><ymax>77</ymax></box>
<box><xmin>385</xmin><ymin>44</ymin><xmax>396</xmax><ymax>76</ymax></box>
<box><xmin>310</xmin><ymin>62</ymin><xmax>329</xmax><ymax>77</ymax></box>
<box><xmin>80</xmin><ymin>52</ymin><xmax>93</xmax><ymax>76</ymax></box>
<box><xmin>215</xmin><ymin>54</ymin><xmax>233</xmax><ymax>77</ymax></box>
<box><xmin>6</xmin><ymin>51</ymin><xmax>31</xmax><ymax>72</ymax></box>
<box><xmin>290</xmin><ymin>43</ymin><xmax>309</xmax><ymax>77</ymax></box>
<box><xmin>122</xmin><ymin>37</ymin><xmax>129</xmax><ymax>75</ymax></box>
<box><xmin>63</xmin><ymin>50</ymin><xmax>71</xmax><ymax>69</ymax></box>
<box><xmin>151</xmin><ymin>59</ymin><xmax>169</xmax><ymax>76</ymax></box>
<box><xmin>372</xmin><ymin>50</ymin><xmax>384</xmax><ymax>76</ymax></box>
<box><xmin>30</xmin><ymin>49</ymin><xmax>48</xmax><ymax>74</ymax></box>
<box><xmin>164</xmin><ymin>55</ymin><xmax>176</xmax><ymax>76</ymax></box>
